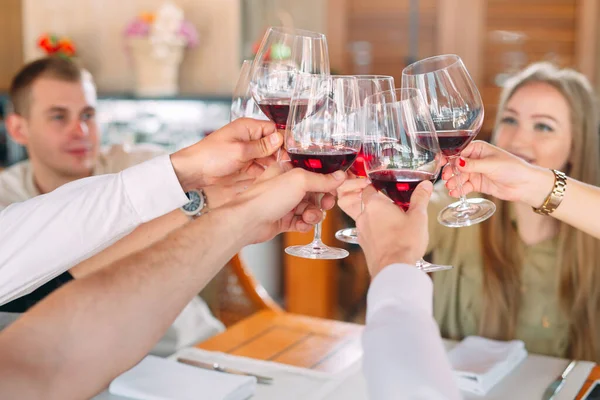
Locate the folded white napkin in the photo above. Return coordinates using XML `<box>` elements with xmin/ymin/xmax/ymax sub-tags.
<box><xmin>448</xmin><ymin>336</ymin><xmax>528</xmax><ymax>396</ymax></box>
<box><xmin>109</xmin><ymin>355</ymin><xmax>256</xmax><ymax>400</ymax></box>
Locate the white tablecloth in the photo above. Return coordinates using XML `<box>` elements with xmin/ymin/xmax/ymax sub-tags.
<box><xmin>94</xmin><ymin>340</ymin><xmax>595</xmax><ymax>400</ymax></box>
<box><xmin>321</xmin><ymin>341</ymin><xmax>595</xmax><ymax>400</ymax></box>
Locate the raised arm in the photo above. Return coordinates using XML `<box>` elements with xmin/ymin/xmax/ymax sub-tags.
<box><xmin>358</xmin><ymin>182</ymin><xmax>461</xmax><ymax>400</ymax></box>
<box><xmin>0</xmin><ymin>118</ymin><xmax>283</xmax><ymax>302</ymax></box>
<box><xmin>0</xmin><ymin>163</ymin><xmax>345</xmax><ymax>400</ymax></box>
<box><xmin>443</xmin><ymin>140</ymin><xmax>600</xmax><ymax>240</ymax></box>
<box><xmin>0</xmin><ymin>155</ymin><xmax>188</xmax><ymax>305</ymax></box>
<box><xmin>69</xmin><ymin>131</ymin><xmax>279</xmax><ymax>279</ymax></box>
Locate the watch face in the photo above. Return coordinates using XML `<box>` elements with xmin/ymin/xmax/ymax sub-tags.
<box><xmin>182</xmin><ymin>190</ymin><xmax>203</xmax><ymax>214</ymax></box>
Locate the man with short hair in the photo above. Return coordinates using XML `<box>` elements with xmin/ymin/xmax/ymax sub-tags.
<box><xmin>0</xmin><ymin>57</ymin><xmax>262</xmax><ymax>355</ymax></box>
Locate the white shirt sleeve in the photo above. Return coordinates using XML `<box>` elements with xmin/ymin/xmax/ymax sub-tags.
<box><xmin>362</xmin><ymin>264</ymin><xmax>462</xmax><ymax>400</ymax></box>
<box><xmin>0</xmin><ymin>155</ymin><xmax>189</xmax><ymax>305</ymax></box>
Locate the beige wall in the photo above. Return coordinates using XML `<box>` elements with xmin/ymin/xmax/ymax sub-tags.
<box><xmin>241</xmin><ymin>0</ymin><xmax>327</xmax><ymax>59</ymax></box>
<box><xmin>22</xmin><ymin>0</ymin><xmax>241</xmax><ymax>95</ymax></box>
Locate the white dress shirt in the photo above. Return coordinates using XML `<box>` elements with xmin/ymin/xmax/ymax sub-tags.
<box><xmin>0</xmin><ymin>155</ymin><xmax>189</xmax><ymax>306</ymax></box>
<box><xmin>363</xmin><ymin>264</ymin><xmax>462</xmax><ymax>400</ymax></box>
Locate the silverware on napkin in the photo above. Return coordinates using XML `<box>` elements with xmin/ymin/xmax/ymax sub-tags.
<box><xmin>176</xmin><ymin>357</ymin><xmax>274</xmax><ymax>385</ymax></box>
<box><xmin>541</xmin><ymin>360</ymin><xmax>577</xmax><ymax>400</ymax></box>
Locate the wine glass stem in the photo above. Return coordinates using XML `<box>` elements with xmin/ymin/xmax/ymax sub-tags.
<box><xmin>313</xmin><ymin>220</ymin><xmax>324</xmax><ymax>243</ymax></box>
<box><xmin>451</xmin><ymin>156</ymin><xmax>470</xmax><ymax>211</ymax></box>
<box><xmin>311</xmin><ymin>193</ymin><xmax>326</xmax><ymax>245</ymax></box>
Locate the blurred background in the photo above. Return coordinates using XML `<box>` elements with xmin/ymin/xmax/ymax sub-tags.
<box><xmin>0</xmin><ymin>0</ymin><xmax>597</xmax><ymax>322</ymax></box>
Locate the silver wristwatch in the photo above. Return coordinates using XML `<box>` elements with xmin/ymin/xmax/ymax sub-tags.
<box><xmin>180</xmin><ymin>189</ymin><xmax>209</xmax><ymax>218</ymax></box>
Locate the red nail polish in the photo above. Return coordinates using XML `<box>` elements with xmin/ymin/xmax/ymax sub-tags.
<box><xmin>459</xmin><ymin>158</ymin><xmax>466</xmax><ymax>167</ymax></box>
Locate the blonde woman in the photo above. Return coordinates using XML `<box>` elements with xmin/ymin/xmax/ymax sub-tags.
<box><xmin>339</xmin><ymin>62</ymin><xmax>600</xmax><ymax>362</ymax></box>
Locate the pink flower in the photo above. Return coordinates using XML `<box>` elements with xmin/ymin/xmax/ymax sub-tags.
<box><xmin>124</xmin><ymin>17</ymin><xmax>199</xmax><ymax>48</ymax></box>
<box><xmin>124</xmin><ymin>18</ymin><xmax>151</xmax><ymax>37</ymax></box>
<box><xmin>178</xmin><ymin>20</ymin><xmax>199</xmax><ymax>48</ymax></box>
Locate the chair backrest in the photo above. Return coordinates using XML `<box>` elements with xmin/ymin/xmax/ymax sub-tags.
<box><xmin>205</xmin><ymin>253</ymin><xmax>283</xmax><ymax>327</ymax></box>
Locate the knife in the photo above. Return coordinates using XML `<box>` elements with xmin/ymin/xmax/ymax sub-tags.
<box><xmin>176</xmin><ymin>357</ymin><xmax>273</xmax><ymax>385</ymax></box>
<box><xmin>542</xmin><ymin>360</ymin><xmax>577</xmax><ymax>400</ymax></box>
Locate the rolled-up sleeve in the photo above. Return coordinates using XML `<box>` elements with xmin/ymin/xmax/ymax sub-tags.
<box><xmin>363</xmin><ymin>264</ymin><xmax>461</xmax><ymax>400</ymax></box>
<box><xmin>0</xmin><ymin>155</ymin><xmax>189</xmax><ymax>305</ymax></box>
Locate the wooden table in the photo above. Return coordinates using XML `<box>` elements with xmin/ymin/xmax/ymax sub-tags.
<box><xmin>196</xmin><ymin>310</ymin><xmax>363</xmax><ymax>375</ymax></box>
<box><xmin>199</xmin><ymin>310</ymin><xmax>598</xmax><ymax>398</ymax></box>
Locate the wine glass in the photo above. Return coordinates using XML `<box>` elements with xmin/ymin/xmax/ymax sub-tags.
<box><xmin>335</xmin><ymin>75</ymin><xmax>395</xmax><ymax>244</ymax></box>
<box><xmin>402</xmin><ymin>54</ymin><xmax>495</xmax><ymax>227</ymax></box>
<box><xmin>230</xmin><ymin>60</ymin><xmax>268</xmax><ymax>121</ymax></box>
<box><xmin>363</xmin><ymin>88</ymin><xmax>452</xmax><ymax>273</ymax></box>
<box><xmin>284</xmin><ymin>75</ymin><xmax>362</xmax><ymax>260</ymax></box>
<box><xmin>250</xmin><ymin>27</ymin><xmax>330</xmax><ymax>130</ymax></box>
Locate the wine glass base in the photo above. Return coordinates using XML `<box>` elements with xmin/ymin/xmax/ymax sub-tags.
<box><xmin>437</xmin><ymin>198</ymin><xmax>496</xmax><ymax>228</ymax></box>
<box><xmin>285</xmin><ymin>243</ymin><xmax>349</xmax><ymax>260</ymax></box>
<box><xmin>335</xmin><ymin>228</ymin><xmax>359</xmax><ymax>244</ymax></box>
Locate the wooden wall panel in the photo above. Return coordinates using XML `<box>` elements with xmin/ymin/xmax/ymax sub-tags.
<box><xmin>326</xmin><ymin>0</ymin><xmax>349</xmax><ymax>74</ymax></box>
<box><xmin>575</xmin><ymin>0</ymin><xmax>599</xmax><ymax>80</ymax></box>
<box><xmin>435</xmin><ymin>0</ymin><xmax>486</xmax><ymax>83</ymax></box>
<box><xmin>480</xmin><ymin>0</ymin><xmax>583</xmax><ymax>138</ymax></box>
<box><xmin>342</xmin><ymin>0</ymin><xmax>438</xmax><ymax>84</ymax></box>
<box><xmin>0</xmin><ymin>0</ymin><xmax>24</xmax><ymax>91</ymax></box>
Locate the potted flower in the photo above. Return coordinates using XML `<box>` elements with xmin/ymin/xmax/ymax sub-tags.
<box><xmin>124</xmin><ymin>1</ymin><xmax>199</xmax><ymax>97</ymax></box>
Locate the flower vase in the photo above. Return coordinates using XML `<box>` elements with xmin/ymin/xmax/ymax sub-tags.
<box><xmin>128</xmin><ymin>37</ymin><xmax>185</xmax><ymax>97</ymax></box>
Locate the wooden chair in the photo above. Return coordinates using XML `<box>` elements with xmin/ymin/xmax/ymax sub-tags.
<box><xmin>205</xmin><ymin>253</ymin><xmax>283</xmax><ymax>327</ymax></box>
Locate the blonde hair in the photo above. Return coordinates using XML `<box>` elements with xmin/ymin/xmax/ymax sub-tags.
<box><xmin>480</xmin><ymin>62</ymin><xmax>600</xmax><ymax>361</ymax></box>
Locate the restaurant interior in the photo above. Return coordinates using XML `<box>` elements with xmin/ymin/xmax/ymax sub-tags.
<box><xmin>1</xmin><ymin>0</ymin><xmax>600</xmax><ymax>399</ymax></box>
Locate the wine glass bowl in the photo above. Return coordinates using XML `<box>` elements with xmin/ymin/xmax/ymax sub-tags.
<box><xmin>251</xmin><ymin>63</ymin><xmax>297</xmax><ymax>128</ymax></box>
<box><xmin>250</xmin><ymin>27</ymin><xmax>330</xmax><ymax>130</ymax></box>
<box><xmin>362</xmin><ymin>88</ymin><xmax>452</xmax><ymax>273</ymax></box>
<box><xmin>284</xmin><ymin>75</ymin><xmax>361</xmax><ymax>260</ymax></box>
<box><xmin>347</xmin><ymin>76</ymin><xmax>395</xmax><ymax>177</ymax></box>
<box><xmin>335</xmin><ymin>75</ymin><xmax>394</xmax><ymax>245</ymax></box>
<box><xmin>402</xmin><ymin>54</ymin><xmax>495</xmax><ymax>228</ymax></box>
<box><xmin>363</xmin><ymin>88</ymin><xmax>441</xmax><ymax>197</ymax></box>
<box><xmin>231</xmin><ymin>60</ymin><xmax>268</xmax><ymax>121</ymax></box>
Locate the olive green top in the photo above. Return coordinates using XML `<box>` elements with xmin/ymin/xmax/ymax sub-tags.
<box><xmin>427</xmin><ymin>184</ymin><xmax>570</xmax><ymax>358</ymax></box>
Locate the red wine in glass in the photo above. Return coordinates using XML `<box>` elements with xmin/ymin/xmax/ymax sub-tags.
<box><xmin>258</xmin><ymin>99</ymin><xmax>310</xmax><ymax>130</ymax></box>
<box><xmin>368</xmin><ymin>169</ymin><xmax>436</xmax><ymax>211</ymax></box>
<box><xmin>288</xmin><ymin>147</ymin><xmax>358</xmax><ymax>174</ymax></box>
<box><xmin>437</xmin><ymin>130</ymin><xmax>477</xmax><ymax>156</ymax></box>
<box><xmin>349</xmin><ymin>146</ymin><xmax>372</xmax><ymax>177</ymax></box>
<box><xmin>352</xmin><ymin>137</ymin><xmax>395</xmax><ymax>177</ymax></box>
<box><xmin>417</xmin><ymin>130</ymin><xmax>476</xmax><ymax>157</ymax></box>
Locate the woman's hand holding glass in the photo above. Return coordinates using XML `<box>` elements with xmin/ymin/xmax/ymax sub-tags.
<box><xmin>402</xmin><ymin>54</ymin><xmax>494</xmax><ymax>227</ymax></box>
<box><xmin>442</xmin><ymin>140</ymin><xmax>555</xmax><ymax>208</ymax></box>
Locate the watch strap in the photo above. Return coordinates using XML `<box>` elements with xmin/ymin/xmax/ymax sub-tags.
<box><xmin>532</xmin><ymin>169</ymin><xmax>567</xmax><ymax>215</ymax></box>
<box><xmin>195</xmin><ymin>189</ymin><xmax>209</xmax><ymax>217</ymax></box>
